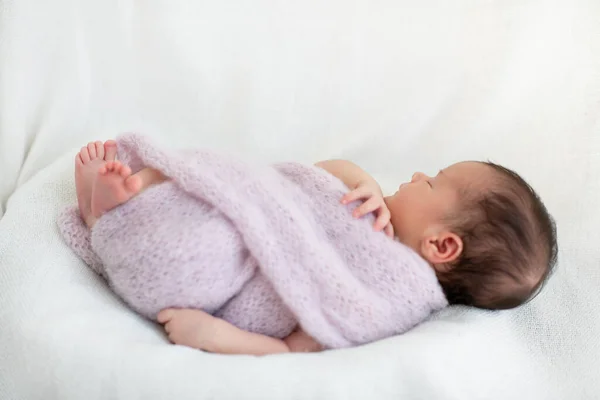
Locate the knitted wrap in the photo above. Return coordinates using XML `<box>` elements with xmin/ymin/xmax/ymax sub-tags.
<box><xmin>58</xmin><ymin>133</ymin><xmax>447</xmax><ymax>349</ymax></box>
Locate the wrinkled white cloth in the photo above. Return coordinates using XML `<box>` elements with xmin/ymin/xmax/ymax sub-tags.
<box><xmin>1</xmin><ymin>0</ymin><xmax>599</xmax><ymax>399</ymax></box>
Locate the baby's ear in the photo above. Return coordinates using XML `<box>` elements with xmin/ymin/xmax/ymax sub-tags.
<box><xmin>420</xmin><ymin>230</ymin><xmax>463</xmax><ymax>269</ymax></box>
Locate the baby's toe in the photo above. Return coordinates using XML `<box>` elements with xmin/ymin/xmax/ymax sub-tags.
<box><xmin>87</xmin><ymin>142</ymin><xmax>97</xmax><ymax>159</ymax></box>
<box><xmin>80</xmin><ymin>146</ymin><xmax>91</xmax><ymax>163</ymax></box>
<box><xmin>119</xmin><ymin>165</ymin><xmax>132</xmax><ymax>178</ymax></box>
<box><xmin>104</xmin><ymin>140</ymin><xmax>117</xmax><ymax>161</ymax></box>
<box><xmin>95</xmin><ymin>141</ymin><xmax>105</xmax><ymax>159</ymax></box>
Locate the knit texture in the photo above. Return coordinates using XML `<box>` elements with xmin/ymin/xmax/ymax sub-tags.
<box><xmin>57</xmin><ymin>133</ymin><xmax>448</xmax><ymax>349</ymax></box>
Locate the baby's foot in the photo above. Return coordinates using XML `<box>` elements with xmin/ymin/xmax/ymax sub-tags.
<box><xmin>75</xmin><ymin>141</ymin><xmax>117</xmax><ymax>227</ymax></box>
<box><xmin>90</xmin><ymin>160</ymin><xmax>142</xmax><ymax>219</ymax></box>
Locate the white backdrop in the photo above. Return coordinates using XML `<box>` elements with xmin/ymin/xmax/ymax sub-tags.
<box><xmin>1</xmin><ymin>0</ymin><xmax>599</xmax><ymax>399</ymax></box>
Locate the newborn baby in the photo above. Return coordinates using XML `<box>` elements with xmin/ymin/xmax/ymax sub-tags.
<box><xmin>70</xmin><ymin>139</ymin><xmax>557</xmax><ymax>355</ymax></box>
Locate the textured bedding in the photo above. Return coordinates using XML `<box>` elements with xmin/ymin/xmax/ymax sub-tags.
<box><xmin>1</xmin><ymin>0</ymin><xmax>599</xmax><ymax>399</ymax></box>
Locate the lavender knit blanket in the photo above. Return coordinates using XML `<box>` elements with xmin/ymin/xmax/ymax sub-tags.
<box><xmin>57</xmin><ymin>133</ymin><xmax>447</xmax><ymax>349</ymax></box>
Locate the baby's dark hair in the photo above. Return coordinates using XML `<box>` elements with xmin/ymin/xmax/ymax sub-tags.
<box><xmin>436</xmin><ymin>162</ymin><xmax>558</xmax><ymax>310</ymax></box>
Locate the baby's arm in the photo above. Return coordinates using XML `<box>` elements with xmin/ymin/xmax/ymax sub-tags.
<box><xmin>157</xmin><ymin>308</ymin><xmax>322</xmax><ymax>356</ymax></box>
<box><xmin>315</xmin><ymin>159</ymin><xmax>382</xmax><ymax>194</ymax></box>
<box><xmin>214</xmin><ymin>325</ymin><xmax>321</xmax><ymax>355</ymax></box>
<box><xmin>316</xmin><ymin>159</ymin><xmax>393</xmax><ymax>236</ymax></box>
<box><xmin>211</xmin><ymin>320</ymin><xmax>292</xmax><ymax>355</ymax></box>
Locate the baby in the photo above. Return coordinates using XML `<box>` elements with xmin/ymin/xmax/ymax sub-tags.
<box><xmin>73</xmin><ymin>140</ymin><xmax>557</xmax><ymax>355</ymax></box>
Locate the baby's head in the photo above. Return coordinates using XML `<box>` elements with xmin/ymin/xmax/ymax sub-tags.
<box><xmin>385</xmin><ymin>161</ymin><xmax>557</xmax><ymax>310</ymax></box>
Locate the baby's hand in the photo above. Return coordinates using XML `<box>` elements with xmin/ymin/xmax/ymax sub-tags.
<box><xmin>157</xmin><ymin>308</ymin><xmax>224</xmax><ymax>352</ymax></box>
<box><xmin>341</xmin><ymin>181</ymin><xmax>394</xmax><ymax>238</ymax></box>
<box><xmin>284</xmin><ymin>328</ymin><xmax>323</xmax><ymax>353</ymax></box>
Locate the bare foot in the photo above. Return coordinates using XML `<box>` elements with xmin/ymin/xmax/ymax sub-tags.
<box><xmin>75</xmin><ymin>141</ymin><xmax>114</xmax><ymax>227</ymax></box>
<box><xmin>90</xmin><ymin>160</ymin><xmax>142</xmax><ymax>220</ymax></box>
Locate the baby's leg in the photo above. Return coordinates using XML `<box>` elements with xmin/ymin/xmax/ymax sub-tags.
<box><xmin>89</xmin><ymin>162</ymin><xmax>167</xmax><ymax>227</ymax></box>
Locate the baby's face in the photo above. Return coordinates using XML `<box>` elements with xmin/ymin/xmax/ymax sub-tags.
<box><xmin>384</xmin><ymin>161</ymin><xmax>490</xmax><ymax>254</ymax></box>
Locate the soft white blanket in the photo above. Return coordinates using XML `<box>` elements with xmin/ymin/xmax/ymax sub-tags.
<box><xmin>1</xmin><ymin>0</ymin><xmax>599</xmax><ymax>399</ymax></box>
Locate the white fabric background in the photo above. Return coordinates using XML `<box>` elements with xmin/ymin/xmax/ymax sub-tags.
<box><xmin>1</xmin><ymin>0</ymin><xmax>599</xmax><ymax>399</ymax></box>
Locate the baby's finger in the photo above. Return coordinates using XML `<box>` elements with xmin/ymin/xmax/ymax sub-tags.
<box><xmin>157</xmin><ymin>309</ymin><xmax>174</xmax><ymax>323</ymax></box>
<box><xmin>353</xmin><ymin>197</ymin><xmax>380</xmax><ymax>218</ymax></box>
<box><xmin>373</xmin><ymin>208</ymin><xmax>390</xmax><ymax>231</ymax></box>
<box><xmin>341</xmin><ymin>186</ymin><xmax>372</xmax><ymax>204</ymax></box>
<box><xmin>384</xmin><ymin>223</ymin><xmax>394</xmax><ymax>238</ymax></box>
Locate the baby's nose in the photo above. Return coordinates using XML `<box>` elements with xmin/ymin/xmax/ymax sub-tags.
<box><xmin>411</xmin><ymin>172</ymin><xmax>426</xmax><ymax>182</ymax></box>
